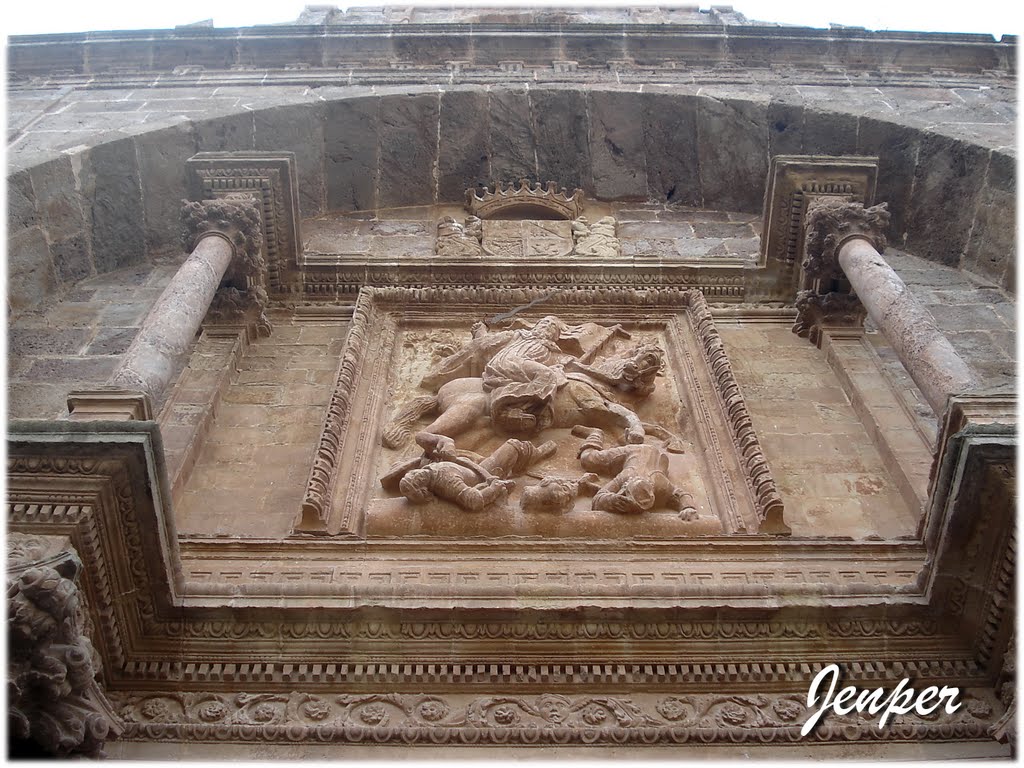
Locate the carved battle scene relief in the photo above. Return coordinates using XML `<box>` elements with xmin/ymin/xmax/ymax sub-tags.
<box><xmin>374</xmin><ymin>314</ymin><xmax>715</xmax><ymax>537</ymax></box>
<box><xmin>295</xmin><ymin>287</ymin><xmax>786</xmax><ymax>539</ymax></box>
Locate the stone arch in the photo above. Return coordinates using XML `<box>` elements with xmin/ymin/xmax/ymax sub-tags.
<box><xmin>8</xmin><ymin>86</ymin><xmax>1013</xmax><ymax>310</ymax></box>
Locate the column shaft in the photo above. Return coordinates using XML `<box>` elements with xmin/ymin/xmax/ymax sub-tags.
<box><xmin>837</xmin><ymin>237</ymin><xmax>976</xmax><ymax>414</ymax></box>
<box><xmin>111</xmin><ymin>235</ymin><xmax>234</xmax><ymax>405</ymax></box>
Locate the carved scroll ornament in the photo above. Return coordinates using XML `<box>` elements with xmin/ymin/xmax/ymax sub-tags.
<box><xmin>109</xmin><ymin>687</ymin><xmax>1002</xmax><ymax>747</ymax></box>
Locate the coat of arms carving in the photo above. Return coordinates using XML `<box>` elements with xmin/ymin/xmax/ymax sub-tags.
<box><xmin>433</xmin><ymin>180</ymin><xmax>621</xmax><ymax>260</ymax></box>
<box><xmin>481</xmin><ymin>219</ymin><xmax>574</xmax><ymax>259</ymax></box>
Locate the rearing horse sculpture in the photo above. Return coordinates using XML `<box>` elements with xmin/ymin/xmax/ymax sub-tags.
<box><xmin>382</xmin><ymin>343</ymin><xmax>665</xmax><ymax>450</ymax></box>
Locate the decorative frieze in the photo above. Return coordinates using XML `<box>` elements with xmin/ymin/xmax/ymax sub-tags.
<box><xmin>299</xmin><ymin>264</ymin><xmax>747</xmax><ymax>300</ymax></box>
<box><xmin>108</xmin><ymin>688</ymin><xmax>1001</xmax><ymax>747</ymax></box>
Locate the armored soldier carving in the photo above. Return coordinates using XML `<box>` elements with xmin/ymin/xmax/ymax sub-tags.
<box><xmin>380</xmin><ymin>314</ymin><xmax>699</xmax><ymax>517</ymax></box>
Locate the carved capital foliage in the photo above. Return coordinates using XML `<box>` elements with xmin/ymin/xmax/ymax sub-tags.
<box><xmin>7</xmin><ymin>534</ymin><xmax>123</xmax><ymax>758</ymax></box>
<box><xmin>182</xmin><ymin>197</ymin><xmax>272</xmax><ymax>337</ymax></box>
<box><xmin>207</xmin><ymin>285</ymin><xmax>273</xmax><ymax>338</ymax></box>
<box><xmin>990</xmin><ymin>629</ymin><xmax>1015</xmax><ymax>745</ymax></box>
<box><xmin>792</xmin><ymin>290</ymin><xmax>867</xmax><ymax>345</ymax></box>
<box><xmin>802</xmin><ymin>199</ymin><xmax>890</xmax><ymax>281</ymax></box>
<box><xmin>180</xmin><ymin>196</ymin><xmax>264</xmax><ymax>262</ymax></box>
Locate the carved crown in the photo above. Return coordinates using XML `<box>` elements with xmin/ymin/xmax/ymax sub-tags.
<box><xmin>466</xmin><ymin>180</ymin><xmax>584</xmax><ymax>220</ymax></box>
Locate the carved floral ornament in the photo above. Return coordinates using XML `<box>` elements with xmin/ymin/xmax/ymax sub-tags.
<box><xmin>109</xmin><ymin>688</ymin><xmax>1001</xmax><ymax>746</ymax></box>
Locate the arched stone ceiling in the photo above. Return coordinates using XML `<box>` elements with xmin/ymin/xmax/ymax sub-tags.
<box><xmin>8</xmin><ymin>85</ymin><xmax>1015</xmax><ymax>311</ymax></box>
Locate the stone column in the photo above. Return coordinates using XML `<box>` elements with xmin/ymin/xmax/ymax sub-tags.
<box><xmin>799</xmin><ymin>199</ymin><xmax>977</xmax><ymax>415</ymax></box>
<box><xmin>69</xmin><ymin>197</ymin><xmax>262</xmax><ymax>419</ymax></box>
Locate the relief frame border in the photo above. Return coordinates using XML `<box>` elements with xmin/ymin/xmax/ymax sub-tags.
<box><xmin>296</xmin><ymin>285</ymin><xmax>784</xmax><ymax>540</ymax></box>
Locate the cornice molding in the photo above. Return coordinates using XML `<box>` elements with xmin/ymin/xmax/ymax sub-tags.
<box><xmin>9</xmin><ymin>24</ymin><xmax>1013</xmax><ymax>81</ymax></box>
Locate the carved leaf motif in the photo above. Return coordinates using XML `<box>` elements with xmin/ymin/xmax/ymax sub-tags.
<box><xmin>106</xmin><ymin>690</ymin><xmax>997</xmax><ymax>745</ymax></box>
<box><xmin>7</xmin><ymin>540</ymin><xmax>122</xmax><ymax>757</ymax></box>
<box><xmin>337</xmin><ymin>693</ymin><xmax>415</xmax><ymax>726</ymax></box>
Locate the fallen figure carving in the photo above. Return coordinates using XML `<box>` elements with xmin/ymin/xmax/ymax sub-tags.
<box><xmin>381</xmin><ymin>432</ymin><xmax>556</xmax><ymax>512</ymax></box>
<box><xmin>573</xmin><ymin>426</ymin><xmax>699</xmax><ymax>519</ymax></box>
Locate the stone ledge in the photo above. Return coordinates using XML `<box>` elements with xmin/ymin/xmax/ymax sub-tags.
<box><xmin>9</xmin><ymin>24</ymin><xmax>1013</xmax><ymax>78</ymax></box>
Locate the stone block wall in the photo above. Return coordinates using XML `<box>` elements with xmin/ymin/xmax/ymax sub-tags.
<box><xmin>173</xmin><ymin>316</ymin><xmax>350</xmax><ymax>537</ymax></box>
<box><xmin>7</xmin><ymin>257</ymin><xmax>184</xmax><ymax>419</ymax></box>
<box><xmin>719</xmin><ymin>323</ymin><xmax>922</xmax><ymax>538</ymax></box>
<box><xmin>7</xmin><ymin>78</ymin><xmax>1016</xmax><ymax>311</ymax></box>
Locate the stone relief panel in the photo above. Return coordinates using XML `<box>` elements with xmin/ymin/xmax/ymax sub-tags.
<box><xmin>435</xmin><ymin>215</ymin><xmax>482</xmax><ymax>258</ymax></box>
<box><xmin>375</xmin><ymin>315</ymin><xmax>715</xmax><ymax>537</ymax></box>
<box><xmin>436</xmin><ymin>217</ymin><xmax>621</xmax><ymax>261</ymax></box>
<box><xmin>295</xmin><ymin>288</ymin><xmax>786</xmax><ymax>538</ymax></box>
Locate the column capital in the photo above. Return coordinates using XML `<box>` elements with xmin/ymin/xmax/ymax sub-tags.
<box><xmin>180</xmin><ymin>196</ymin><xmax>263</xmax><ymax>263</ymax></box>
<box><xmin>7</xmin><ymin>534</ymin><xmax>123</xmax><ymax>756</ymax></box>
<box><xmin>182</xmin><ymin>196</ymin><xmax>273</xmax><ymax>337</ymax></box>
<box><xmin>792</xmin><ymin>290</ymin><xmax>867</xmax><ymax>346</ymax></box>
<box><xmin>802</xmin><ymin>199</ymin><xmax>890</xmax><ymax>281</ymax></box>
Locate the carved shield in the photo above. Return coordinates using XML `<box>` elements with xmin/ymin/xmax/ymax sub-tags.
<box><xmin>481</xmin><ymin>220</ymin><xmax>573</xmax><ymax>259</ymax></box>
